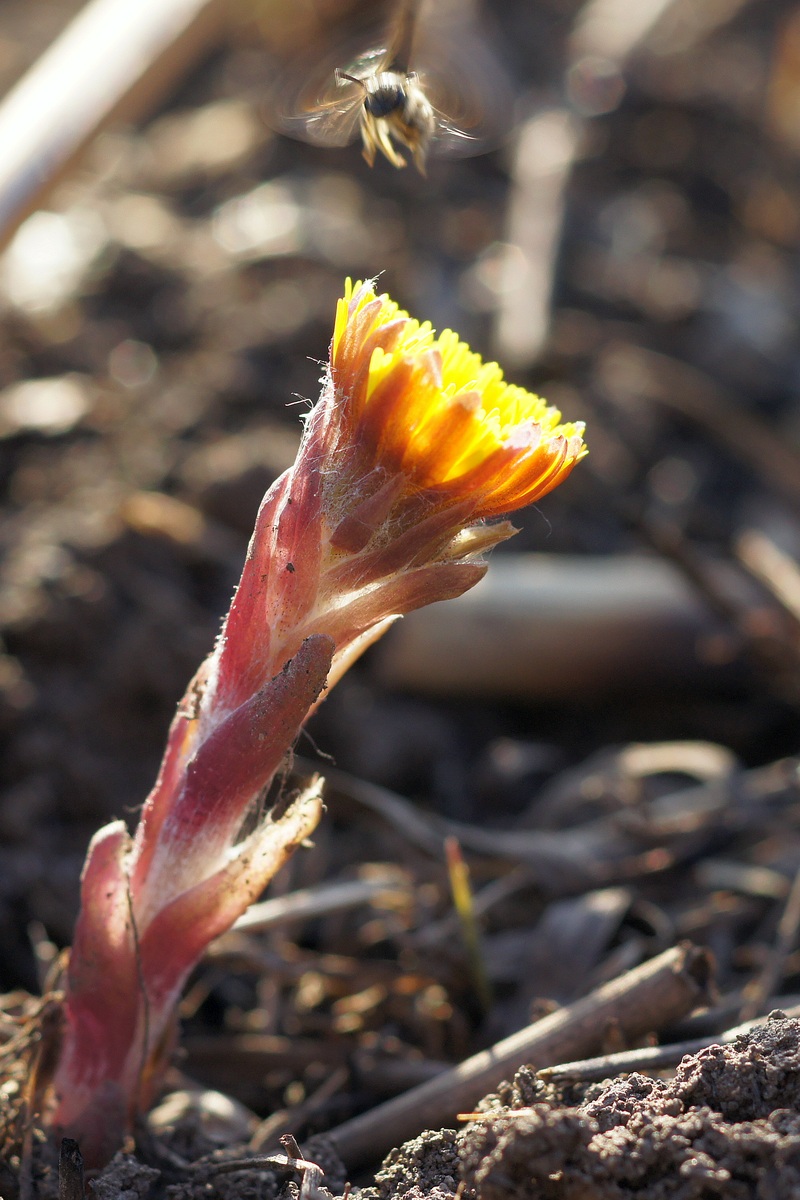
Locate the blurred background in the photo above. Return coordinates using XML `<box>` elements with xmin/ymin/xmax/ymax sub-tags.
<box><xmin>2</xmin><ymin>0</ymin><xmax>800</xmax><ymax>1137</ymax></box>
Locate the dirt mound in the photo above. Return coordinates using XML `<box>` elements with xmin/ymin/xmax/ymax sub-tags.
<box><xmin>347</xmin><ymin>1015</ymin><xmax>800</xmax><ymax>1198</ymax></box>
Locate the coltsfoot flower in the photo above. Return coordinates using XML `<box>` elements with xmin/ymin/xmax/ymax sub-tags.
<box><xmin>48</xmin><ymin>279</ymin><xmax>586</xmax><ymax>1164</ymax></box>
<box><xmin>329</xmin><ymin>279</ymin><xmax>586</xmax><ymax>524</ymax></box>
<box><xmin>216</xmin><ymin>279</ymin><xmax>586</xmax><ymax>699</ymax></box>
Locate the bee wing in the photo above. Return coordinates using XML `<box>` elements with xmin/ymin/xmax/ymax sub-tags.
<box><xmin>417</xmin><ymin>32</ymin><xmax>514</xmax><ymax>159</ymax></box>
<box><xmin>295</xmin><ymin>101</ymin><xmax>364</xmax><ymax>149</ymax></box>
<box><xmin>267</xmin><ymin>12</ymin><xmax>392</xmax><ymax>148</ymax></box>
<box><xmin>269</xmin><ymin>55</ymin><xmax>375</xmax><ymax>147</ymax></box>
<box><xmin>428</xmin><ymin>114</ymin><xmax>485</xmax><ymax>157</ymax></box>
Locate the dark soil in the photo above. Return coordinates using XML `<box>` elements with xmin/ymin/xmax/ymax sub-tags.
<box><xmin>458</xmin><ymin>1013</ymin><xmax>800</xmax><ymax>1199</ymax></box>
<box><xmin>55</xmin><ymin>1012</ymin><xmax>800</xmax><ymax>1199</ymax></box>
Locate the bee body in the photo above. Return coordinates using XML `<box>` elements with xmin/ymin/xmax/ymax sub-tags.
<box><xmin>355</xmin><ymin>70</ymin><xmax>436</xmax><ymax>172</ymax></box>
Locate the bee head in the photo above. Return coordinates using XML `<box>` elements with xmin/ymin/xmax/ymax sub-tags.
<box><xmin>363</xmin><ymin>78</ymin><xmax>407</xmax><ymax>118</ymax></box>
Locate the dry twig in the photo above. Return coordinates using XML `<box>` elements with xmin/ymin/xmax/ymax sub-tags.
<box><xmin>0</xmin><ymin>0</ymin><xmax>228</xmax><ymax>250</ymax></box>
<box><xmin>539</xmin><ymin>1000</ymin><xmax>800</xmax><ymax>1084</ymax></box>
<box><xmin>325</xmin><ymin>943</ymin><xmax>712</xmax><ymax>1168</ymax></box>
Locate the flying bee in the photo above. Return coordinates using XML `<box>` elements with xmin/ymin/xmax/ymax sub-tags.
<box><xmin>268</xmin><ymin>0</ymin><xmax>510</xmax><ymax>174</ymax></box>
<box><xmin>334</xmin><ymin>63</ymin><xmax>436</xmax><ymax>174</ymax></box>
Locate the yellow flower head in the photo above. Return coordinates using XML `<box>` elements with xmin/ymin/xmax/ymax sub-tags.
<box><xmin>330</xmin><ymin>280</ymin><xmax>586</xmax><ymax>519</ymax></box>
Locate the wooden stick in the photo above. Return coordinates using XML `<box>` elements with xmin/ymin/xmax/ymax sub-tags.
<box><xmin>375</xmin><ymin>554</ymin><xmax>754</xmax><ymax>702</ymax></box>
<box><xmin>538</xmin><ymin>999</ymin><xmax>800</xmax><ymax>1084</ymax></box>
<box><xmin>737</xmin><ymin>530</ymin><xmax>800</xmax><ymax>625</ymax></box>
<box><xmin>58</xmin><ymin>1140</ymin><xmax>84</xmax><ymax>1200</ymax></box>
<box><xmin>0</xmin><ymin>0</ymin><xmax>228</xmax><ymax>251</ymax></box>
<box><xmin>230</xmin><ymin>875</ymin><xmax>408</xmax><ymax>935</ymax></box>
<box><xmin>325</xmin><ymin>943</ymin><xmax>712</xmax><ymax>1169</ymax></box>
